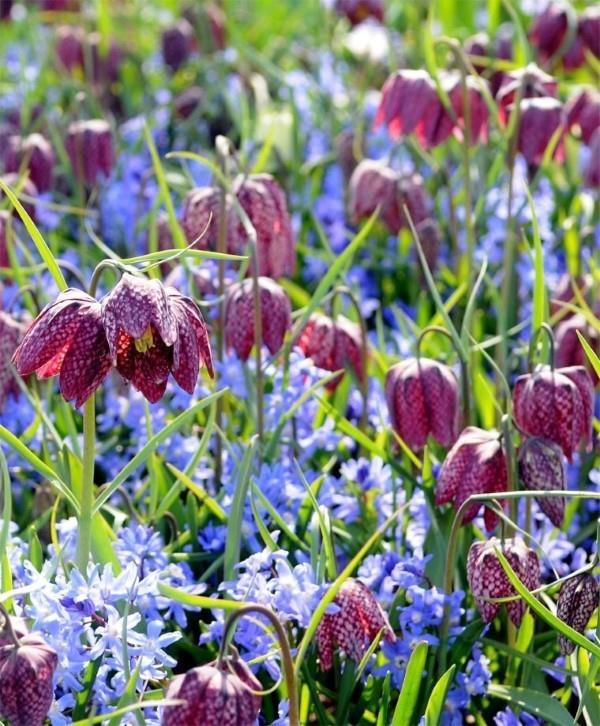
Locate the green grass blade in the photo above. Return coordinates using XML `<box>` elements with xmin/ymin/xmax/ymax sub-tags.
<box><xmin>577</xmin><ymin>331</ymin><xmax>600</xmax><ymax>379</ymax></box>
<box><xmin>392</xmin><ymin>641</ymin><xmax>429</xmax><ymax>726</ymax></box>
<box><xmin>157</xmin><ymin>583</ymin><xmax>250</xmax><ymax>611</ymax></box>
<box><xmin>487</xmin><ymin>684</ymin><xmax>576</xmax><ymax>726</ymax></box>
<box><xmin>424</xmin><ymin>664</ymin><xmax>456</xmax><ymax>726</ymax></box>
<box><xmin>224</xmin><ymin>438</ymin><xmax>256</xmax><ymax>581</ymax></box>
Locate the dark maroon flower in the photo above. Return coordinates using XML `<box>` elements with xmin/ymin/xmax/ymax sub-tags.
<box><xmin>496</xmin><ymin>64</ymin><xmax>558</xmax><ymax>120</ymax></box>
<box><xmin>464</xmin><ymin>32</ymin><xmax>489</xmax><ymax>75</ymax></box>
<box><xmin>467</xmin><ymin>538</ymin><xmax>540</xmax><ymax>627</ymax></box>
<box><xmin>1</xmin><ymin>1</ymin><xmax>12</xmax><ymax>20</ymax></box>
<box><xmin>162</xmin><ymin>656</ymin><xmax>261</xmax><ymax>726</ymax></box>
<box><xmin>584</xmin><ymin>128</ymin><xmax>600</xmax><ymax>188</ymax></box>
<box><xmin>580</xmin><ymin>6</ymin><xmax>600</xmax><ymax>57</ymax></box>
<box><xmin>87</xmin><ymin>32</ymin><xmax>122</xmax><ymax>85</ymax></box>
<box><xmin>556</xmin><ymin>574</ymin><xmax>599</xmax><ymax>655</ymax></box>
<box><xmin>55</xmin><ymin>24</ymin><xmax>85</xmax><ymax>71</ymax></box>
<box><xmin>316</xmin><ymin>578</ymin><xmax>395</xmax><ymax>671</ymax></box>
<box><xmin>374</xmin><ymin>69</ymin><xmax>439</xmax><ymax>142</ymax></box>
<box><xmin>549</xmin><ymin>273</ymin><xmax>592</xmax><ymax>317</ymax></box>
<box><xmin>334</xmin><ymin>0</ymin><xmax>384</xmax><ymax>26</ymax></box>
<box><xmin>0</xmin><ymin>311</ymin><xmax>25</xmax><ymax>410</ymax></box>
<box><xmin>173</xmin><ymin>86</ymin><xmax>204</xmax><ymax>120</ymax></box>
<box><xmin>233</xmin><ymin>174</ymin><xmax>296</xmax><ymax>279</ymax></box>
<box><xmin>529</xmin><ymin>2</ymin><xmax>570</xmax><ymax>64</ymax></box>
<box><xmin>12</xmin><ymin>289</ymin><xmax>112</xmax><ymax>408</ymax></box>
<box><xmin>0</xmin><ymin>173</ymin><xmax>38</xmax><ymax>221</ymax></box>
<box><xmin>565</xmin><ymin>89</ymin><xmax>600</xmax><ymax>145</ymax></box>
<box><xmin>225</xmin><ymin>277</ymin><xmax>291</xmax><ymax>361</ymax></box>
<box><xmin>0</xmin><ymin>630</ymin><xmax>58</xmax><ymax>726</ymax></box>
<box><xmin>297</xmin><ymin>312</ymin><xmax>365</xmax><ymax>391</ymax></box>
<box><xmin>516</xmin><ymin>96</ymin><xmax>564</xmax><ymax>167</ymax></box>
<box><xmin>4</xmin><ymin>133</ymin><xmax>55</xmax><ymax>193</ymax></box>
<box><xmin>512</xmin><ymin>365</ymin><xmax>593</xmax><ymax>461</ymax></box>
<box><xmin>66</xmin><ymin>119</ymin><xmax>113</xmax><ymax>187</ymax></box>
<box><xmin>444</xmin><ymin>72</ymin><xmax>489</xmax><ymax>144</ymax></box>
<box><xmin>162</xmin><ymin>19</ymin><xmax>196</xmax><ymax>72</ymax></box>
<box><xmin>555</xmin><ymin>314</ymin><xmax>600</xmax><ymax>386</ymax></box>
<box><xmin>385</xmin><ymin>357</ymin><xmax>459</xmax><ymax>451</ymax></box>
<box><xmin>348</xmin><ymin>160</ymin><xmax>430</xmax><ymax>234</ymax></box>
<box><xmin>415</xmin><ymin>217</ymin><xmax>442</xmax><ymax>274</ymax></box>
<box><xmin>561</xmin><ymin>25</ymin><xmax>586</xmax><ymax>70</ymax></box>
<box><xmin>518</xmin><ymin>437</ymin><xmax>565</xmax><ymax>527</ymax></box>
<box><xmin>101</xmin><ymin>273</ymin><xmax>213</xmax><ymax>402</ymax></box>
<box><xmin>181</xmin><ymin>186</ymin><xmax>234</xmax><ymax>252</ymax></box>
<box><xmin>435</xmin><ymin>426</ymin><xmax>508</xmax><ymax>530</ymax></box>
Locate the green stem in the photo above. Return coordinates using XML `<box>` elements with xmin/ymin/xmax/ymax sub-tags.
<box><xmin>219</xmin><ymin>605</ymin><xmax>299</xmax><ymax>726</ymax></box>
<box><xmin>250</xmin><ymin>250</ymin><xmax>264</xmax><ymax>443</ymax></box>
<box><xmin>76</xmin><ymin>394</ymin><xmax>96</xmax><ymax>573</ymax></box>
<box><xmin>0</xmin><ymin>602</ymin><xmax>21</xmax><ymax>647</ymax></box>
<box><xmin>501</xmin><ymin>414</ymin><xmax>518</xmax><ymax>529</ymax></box>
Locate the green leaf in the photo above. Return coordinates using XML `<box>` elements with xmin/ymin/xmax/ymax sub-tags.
<box><xmin>0</xmin><ymin>179</ymin><xmax>68</xmax><ymax>291</ymax></box>
<box><xmin>424</xmin><ymin>664</ymin><xmax>456</xmax><ymax>726</ymax></box>
<box><xmin>495</xmin><ymin>547</ymin><xmax>600</xmax><ymax>658</ymax></box>
<box><xmin>94</xmin><ymin>390</ymin><xmax>225</xmax><ymax>512</ymax></box>
<box><xmin>165</xmin><ymin>464</ymin><xmax>227</xmax><ymax>522</ymax></box>
<box><xmin>487</xmin><ymin>684</ymin><xmax>576</xmax><ymax>726</ymax></box>
<box><xmin>393</xmin><ymin>641</ymin><xmax>429</xmax><ymax>726</ymax></box>
<box><xmin>224</xmin><ymin>438</ymin><xmax>256</xmax><ymax>581</ymax></box>
<box><xmin>157</xmin><ymin>583</ymin><xmax>249</xmax><ymax>611</ymax></box>
<box><xmin>0</xmin><ymin>449</ymin><xmax>11</xmax><ymax>587</ymax></box>
<box><xmin>577</xmin><ymin>331</ymin><xmax>600</xmax><ymax>379</ymax></box>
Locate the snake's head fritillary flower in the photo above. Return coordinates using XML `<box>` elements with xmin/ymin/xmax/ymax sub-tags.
<box><xmin>444</xmin><ymin>72</ymin><xmax>489</xmax><ymax>144</ymax></box>
<box><xmin>556</xmin><ymin>574</ymin><xmax>599</xmax><ymax>655</ymax></box>
<box><xmin>584</xmin><ymin>129</ymin><xmax>600</xmax><ymax>189</ymax></box>
<box><xmin>512</xmin><ymin>365</ymin><xmax>593</xmax><ymax>461</ymax></box>
<box><xmin>580</xmin><ymin>6</ymin><xmax>600</xmax><ymax>57</ymax></box>
<box><xmin>101</xmin><ymin>273</ymin><xmax>213</xmax><ymax>402</ymax></box>
<box><xmin>529</xmin><ymin>2</ymin><xmax>570</xmax><ymax>64</ymax></box>
<box><xmin>298</xmin><ymin>312</ymin><xmax>365</xmax><ymax>391</ymax></box>
<box><xmin>518</xmin><ymin>437</ymin><xmax>565</xmax><ymax>527</ymax></box>
<box><xmin>173</xmin><ymin>86</ymin><xmax>204</xmax><ymax>119</ymax></box>
<box><xmin>549</xmin><ymin>273</ymin><xmax>591</xmax><ymax>318</ymax></box>
<box><xmin>12</xmin><ymin>289</ymin><xmax>112</xmax><ymax>408</ymax></box>
<box><xmin>435</xmin><ymin>426</ymin><xmax>508</xmax><ymax>531</ymax></box>
<box><xmin>334</xmin><ymin>0</ymin><xmax>384</xmax><ymax>26</ymax></box>
<box><xmin>375</xmin><ymin>69</ymin><xmax>439</xmax><ymax>141</ymax></box>
<box><xmin>162</xmin><ymin>18</ymin><xmax>196</xmax><ymax>72</ymax></box>
<box><xmin>0</xmin><ymin>311</ymin><xmax>26</xmax><ymax>410</ymax></box>
<box><xmin>496</xmin><ymin>64</ymin><xmax>558</xmax><ymax>119</ymax></box>
<box><xmin>66</xmin><ymin>119</ymin><xmax>113</xmax><ymax>186</ymax></box>
<box><xmin>385</xmin><ymin>357</ymin><xmax>459</xmax><ymax>451</ymax></box>
<box><xmin>162</xmin><ymin>656</ymin><xmax>261</xmax><ymax>726</ymax></box>
<box><xmin>233</xmin><ymin>173</ymin><xmax>296</xmax><ymax>279</ymax></box>
<box><xmin>516</xmin><ymin>97</ymin><xmax>564</xmax><ymax>168</ymax></box>
<box><xmin>224</xmin><ymin>277</ymin><xmax>291</xmax><ymax>361</ymax></box>
<box><xmin>4</xmin><ymin>133</ymin><xmax>55</xmax><ymax>193</ymax></box>
<box><xmin>463</xmin><ymin>32</ymin><xmax>489</xmax><ymax>74</ymax></box>
<box><xmin>316</xmin><ymin>578</ymin><xmax>396</xmax><ymax>671</ymax></box>
<box><xmin>565</xmin><ymin>89</ymin><xmax>600</xmax><ymax>145</ymax></box>
<box><xmin>467</xmin><ymin>538</ymin><xmax>540</xmax><ymax>627</ymax></box>
<box><xmin>0</xmin><ymin>631</ymin><xmax>58</xmax><ymax>726</ymax></box>
<box><xmin>555</xmin><ymin>314</ymin><xmax>600</xmax><ymax>386</ymax></box>
<box><xmin>181</xmin><ymin>186</ymin><xmax>233</xmax><ymax>252</ymax></box>
<box><xmin>55</xmin><ymin>24</ymin><xmax>85</xmax><ymax>71</ymax></box>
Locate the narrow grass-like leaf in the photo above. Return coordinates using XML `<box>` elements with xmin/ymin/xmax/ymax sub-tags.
<box><xmin>0</xmin><ymin>179</ymin><xmax>68</xmax><ymax>291</ymax></box>
<box><xmin>165</xmin><ymin>464</ymin><xmax>227</xmax><ymax>522</ymax></box>
<box><xmin>487</xmin><ymin>684</ymin><xmax>576</xmax><ymax>726</ymax></box>
<box><xmin>424</xmin><ymin>664</ymin><xmax>456</xmax><ymax>726</ymax></box>
<box><xmin>94</xmin><ymin>390</ymin><xmax>226</xmax><ymax>512</ymax></box>
<box><xmin>224</xmin><ymin>438</ymin><xmax>256</xmax><ymax>581</ymax></box>
<box><xmin>157</xmin><ymin>583</ymin><xmax>250</xmax><ymax>611</ymax></box>
<box><xmin>252</xmin><ymin>481</ymin><xmax>310</xmax><ymax>553</ymax></box>
<box><xmin>71</xmin><ymin>700</ymin><xmax>183</xmax><ymax>726</ymax></box>
<box><xmin>577</xmin><ymin>331</ymin><xmax>600</xmax><ymax>379</ymax></box>
<box><xmin>392</xmin><ymin>641</ymin><xmax>429</xmax><ymax>726</ymax></box>
<box><xmin>0</xmin><ymin>450</ymin><xmax>11</xmax><ymax>586</ymax></box>
<box><xmin>494</xmin><ymin>546</ymin><xmax>600</xmax><ymax>658</ymax></box>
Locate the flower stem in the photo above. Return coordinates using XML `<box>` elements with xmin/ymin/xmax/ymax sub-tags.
<box><xmin>76</xmin><ymin>394</ymin><xmax>96</xmax><ymax>574</ymax></box>
<box><xmin>0</xmin><ymin>603</ymin><xmax>21</xmax><ymax>648</ymax></box>
<box><xmin>219</xmin><ymin>605</ymin><xmax>299</xmax><ymax>726</ymax></box>
<box><xmin>250</xmin><ymin>250</ymin><xmax>264</xmax><ymax>443</ymax></box>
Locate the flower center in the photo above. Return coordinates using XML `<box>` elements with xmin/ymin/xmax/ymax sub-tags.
<box><xmin>134</xmin><ymin>326</ymin><xmax>155</xmax><ymax>353</ymax></box>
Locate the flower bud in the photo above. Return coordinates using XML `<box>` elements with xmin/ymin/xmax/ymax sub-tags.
<box><xmin>162</xmin><ymin>19</ymin><xmax>196</xmax><ymax>72</ymax></box>
<box><xmin>385</xmin><ymin>357</ymin><xmax>459</xmax><ymax>451</ymax></box>
<box><xmin>316</xmin><ymin>578</ymin><xmax>395</xmax><ymax>671</ymax></box>
<box><xmin>556</xmin><ymin>574</ymin><xmax>599</xmax><ymax>655</ymax></box>
<box><xmin>512</xmin><ymin>365</ymin><xmax>593</xmax><ymax>461</ymax></box>
<box><xmin>162</xmin><ymin>656</ymin><xmax>261</xmax><ymax>726</ymax></box>
<box><xmin>0</xmin><ymin>631</ymin><xmax>58</xmax><ymax>726</ymax></box>
<box><xmin>225</xmin><ymin>277</ymin><xmax>292</xmax><ymax>361</ymax></box>
<box><xmin>436</xmin><ymin>426</ymin><xmax>507</xmax><ymax>530</ymax></box>
<box><xmin>467</xmin><ymin>538</ymin><xmax>540</xmax><ymax>627</ymax></box>
<box><xmin>518</xmin><ymin>437</ymin><xmax>565</xmax><ymax>527</ymax></box>
<box><xmin>4</xmin><ymin>133</ymin><xmax>55</xmax><ymax>193</ymax></box>
<box><xmin>66</xmin><ymin>119</ymin><xmax>113</xmax><ymax>186</ymax></box>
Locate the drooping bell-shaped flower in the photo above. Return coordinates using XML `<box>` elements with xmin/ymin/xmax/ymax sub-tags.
<box><xmin>161</xmin><ymin>656</ymin><xmax>261</xmax><ymax>726</ymax></box>
<box><xmin>565</xmin><ymin>89</ymin><xmax>600</xmax><ymax>145</ymax></box>
<box><xmin>374</xmin><ymin>69</ymin><xmax>439</xmax><ymax>141</ymax></box>
<box><xmin>161</xmin><ymin>18</ymin><xmax>196</xmax><ymax>72</ymax></box>
<box><xmin>529</xmin><ymin>2</ymin><xmax>570</xmax><ymax>64</ymax></box>
<box><xmin>101</xmin><ymin>273</ymin><xmax>213</xmax><ymax>402</ymax></box>
<box><xmin>496</xmin><ymin>64</ymin><xmax>558</xmax><ymax>119</ymax></box>
<box><xmin>12</xmin><ymin>289</ymin><xmax>112</xmax><ymax>408</ymax></box>
<box><xmin>556</xmin><ymin>574</ymin><xmax>599</xmax><ymax>655</ymax></box>
<box><xmin>555</xmin><ymin>314</ymin><xmax>600</xmax><ymax>385</ymax></box>
<box><xmin>580</xmin><ymin>6</ymin><xmax>600</xmax><ymax>57</ymax></box>
<box><xmin>4</xmin><ymin>133</ymin><xmax>55</xmax><ymax>193</ymax></box>
<box><xmin>584</xmin><ymin>129</ymin><xmax>600</xmax><ymax>189</ymax></box>
<box><xmin>181</xmin><ymin>185</ymin><xmax>231</xmax><ymax>251</ymax></box>
<box><xmin>0</xmin><ymin>629</ymin><xmax>58</xmax><ymax>726</ymax></box>
<box><xmin>334</xmin><ymin>0</ymin><xmax>384</xmax><ymax>26</ymax></box>
<box><xmin>512</xmin><ymin>364</ymin><xmax>593</xmax><ymax>461</ymax></box>
<box><xmin>0</xmin><ymin>311</ymin><xmax>26</xmax><ymax>410</ymax></box>
<box><xmin>516</xmin><ymin>97</ymin><xmax>564</xmax><ymax>167</ymax></box>
<box><xmin>435</xmin><ymin>426</ymin><xmax>508</xmax><ymax>530</ymax></box>
<box><xmin>316</xmin><ymin>578</ymin><xmax>396</xmax><ymax>671</ymax></box>
<box><xmin>467</xmin><ymin>538</ymin><xmax>541</xmax><ymax>627</ymax></box>
<box><xmin>66</xmin><ymin>119</ymin><xmax>113</xmax><ymax>186</ymax></box>
<box><xmin>224</xmin><ymin>277</ymin><xmax>291</xmax><ymax>361</ymax></box>
<box><xmin>385</xmin><ymin>357</ymin><xmax>459</xmax><ymax>451</ymax></box>
<box><xmin>518</xmin><ymin>437</ymin><xmax>565</xmax><ymax>527</ymax></box>
<box><xmin>297</xmin><ymin>312</ymin><xmax>365</xmax><ymax>391</ymax></box>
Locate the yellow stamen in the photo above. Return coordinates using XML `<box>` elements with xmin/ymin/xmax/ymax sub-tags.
<box><xmin>134</xmin><ymin>326</ymin><xmax>155</xmax><ymax>353</ymax></box>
